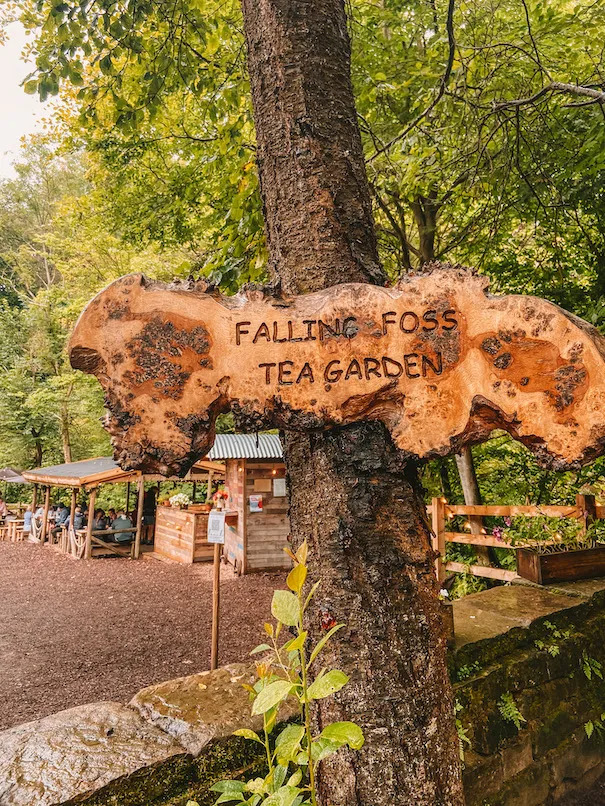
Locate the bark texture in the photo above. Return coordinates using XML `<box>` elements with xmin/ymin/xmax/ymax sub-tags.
<box><xmin>240</xmin><ymin>1</ymin><xmax>464</xmax><ymax>803</ymax></box>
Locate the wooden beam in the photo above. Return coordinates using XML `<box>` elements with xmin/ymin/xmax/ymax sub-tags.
<box><xmin>206</xmin><ymin>470</ymin><xmax>214</xmax><ymax>503</ymax></box>
<box><xmin>211</xmin><ymin>542</ymin><xmax>221</xmax><ymax>670</ymax></box>
<box><xmin>134</xmin><ymin>478</ymin><xmax>144</xmax><ymax>559</ymax></box>
<box><xmin>41</xmin><ymin>486</ymin><xmax>51</xmax><ymax>544</ymax></box>
<box><xmin>68</xmin><ymin>488</ymin><xmax>77</xmax><ymax>555</ymax></box>
<box><xmin>444</xmin><ymin>561</ymin><xmax>518</xmax><ymax>582</ymax></box>
<box><xmin>126</xmin><ymin>481</ymin><xmax>131</xmax><ymax>513</ymax></box>
<box><xmin>84</xmin><ymin>487</ymin><xmax>97</xmax><ymax>560</ymax></box>
<box><xmin>444</xmin><ymin>504</ymin><xmax>581</xmax><ymax>519</ymax></box>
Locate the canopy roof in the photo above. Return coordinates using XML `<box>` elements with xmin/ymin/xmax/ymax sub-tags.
<box><xmin>208</xmin><ymin>433</ymin><xmax>283</xmax><ymax>460</ymax></box>
<box><xmin>0</xmin><ymin>467</ymin><xmax>27</xmax><ymax>484</ymax></box>
<box><xmin>21</xmin><ymin>433</ymin><xmax>283</xmax><ymax>488</ymax></box>
<box><xmin>22</xmin><ymin>456</ymin><xmax>223</xmax><ymax>489</ymax></box>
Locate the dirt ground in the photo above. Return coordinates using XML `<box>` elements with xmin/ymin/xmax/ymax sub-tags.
<box><xmin>0</xmin><ymin>541</ymin><xmax>283</xmax><ymax>730</ymax></box>
<box><xmin>555</xmin><ymin>773</ymin><xmax>605</xmax><ymax>805</ymax></box>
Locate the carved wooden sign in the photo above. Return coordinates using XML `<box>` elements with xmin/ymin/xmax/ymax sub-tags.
<box><xmin>69</xmin><ymin>266</ymin><xmax>605</xmax><ymax>476</ymax></box>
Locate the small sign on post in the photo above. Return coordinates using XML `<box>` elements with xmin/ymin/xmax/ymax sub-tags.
<box><xmin>207</xmin><ymin>510</ymin><xmax>225</xmax><ymax>670</ymax></box>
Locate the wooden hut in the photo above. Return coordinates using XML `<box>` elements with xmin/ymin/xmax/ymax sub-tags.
<box><xmin>209</xmin><ymin>433</ymin><xmax>291</xmax><ymax>575</ymax></box>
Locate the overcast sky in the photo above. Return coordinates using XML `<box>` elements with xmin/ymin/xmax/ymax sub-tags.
<box><xmin>0</xmin><ymin>22</ymin><xmax>46</xmax><ymax>178</ymax></box>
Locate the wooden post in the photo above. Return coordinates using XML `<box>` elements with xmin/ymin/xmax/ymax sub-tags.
<box><xmin>431</xmin><ymin>497</ymin><xmax>447</xmax><ymax>585</ymax></box>
<box><xmin>211</xmin><ymin>541</ymin><xmax>221</xmax><ymax>670</ymax></box>
<box><xmin>206</xmin><ymin>471</ymin><xmax>214</xmax><ymax>503</ymax></box>
<box><xmin>192</xmin><ymin>481</ymin><xmax>197</xmax><ymax>503</ymax></box>
<box><xmin>41</xmin><ymin>486</ymin><xmax>51</xmax><ymax>544</ymax></box>
<box><xmin>85</xmin><ymin>487</ymin><xmax>97</xmax><ymax>560</ymax></box>
<box><xmin>576</xmin><ymin>493</ymin><xmax>597</xmax><ymax>539</ymax></box>
<box><xmin>126</xmin><ymin>481</ymin><xmax>131</xmax><ymax>513</ymax></box>
<box><xmin>241</xmin><ymin>459</ymin><xmax>248</xmax><ymax>575</ymax></box>
<box><xmin>134</xmin><ymin>478</ymin><xmax>144</xmax><ymax>559</ymax></box>
<box><xmin>66</xmin><ymin>488</ymin><xmax>77</xmax><ymax>554</ymax></box>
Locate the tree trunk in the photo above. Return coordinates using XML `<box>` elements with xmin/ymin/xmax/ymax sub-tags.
<box><xmin>455</xmin><ymin>446</ymin><xmax>492</xmax><ymax>566</ymax></box>
<box><xmin>240</xmin><ymin>1</ymin><xmax>464</xmax><ymax>804</ymax></box>
<box><xmin>61</xmin><ymin>407</ymin><xmax>72</xmax><ymax>463</ymax></box>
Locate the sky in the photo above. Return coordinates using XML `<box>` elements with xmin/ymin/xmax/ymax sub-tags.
<box><xmin>0</xmin><ymin>22</ymin><xmax>47</xmax><ymax>178</ymax></box>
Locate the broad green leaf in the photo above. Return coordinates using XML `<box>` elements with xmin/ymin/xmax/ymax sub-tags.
<box><xmin>309</xmin><ymin>624</ymin><xmax>344</xmax><ymax>664</ymax></box>
<box><xmin>211</xmin><ymin>780</ymin><xmax>247</xmax><ymax>793</ymax></box>
<box><xmin>233</xmin><ymin>728</ymin><xmax>263</xmax><ymax>744</ymax></box>
<box><xmin>250</xmin><ymin>643</ymin><xmax>271</xmax><ymax>655</ymax></box>
<box><xmin>320</xmin><ymin>721</ymin><xmax>365</xmax><ymax>750</ymax></box>
<box><xmin>310</xmin><ymin>737</ymin><xmax>342</xmax><ymax>762</ymax></box>
<box><xmin>271</xmin><ymin>590</ymin><xmax>299</xmax><ymax>627</ymax></box>
<box><xmin>307</xmin><ymin>670</ymin><xmax>349</xmax><ymax>700</ymax></box>
<box><xmin>284</xmin><ymin>631</ymin><xmax>307</xmax><ymax>652</ymax></box>
<box><xmin>252</xmin><ymin>680</ymin><xmax>294</xmax><ymax>715</ymax></box>
<box><xmin>274</xmin><ymin>724</ymin><xmax>305</xmax><ymax>763</ymax></box>
<box><xmin>287</xmin><ymin>769</ymin><xmax>302</xmax><ymax>787</ymax></box>
<box><xmin>264</xmin><ymin>786</ymin><xmax>301</xmax><ymax>806</ymax></box>
<box><xmin>287</xmin><ymin>563</ymin><xmax>307</xmax><ymax>593</ymax></box>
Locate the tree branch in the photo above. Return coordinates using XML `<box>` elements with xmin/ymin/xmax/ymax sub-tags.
<box><xmin>368</xmin><ymin>0</ymin><xmax>455</xmax><ymax>161</ymax></box>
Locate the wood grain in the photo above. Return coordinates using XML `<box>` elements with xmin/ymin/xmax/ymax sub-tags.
<box><xmin>70</xmin><ymin>264</ymin><xmax>605</xmax><ymax>475</ymax></box>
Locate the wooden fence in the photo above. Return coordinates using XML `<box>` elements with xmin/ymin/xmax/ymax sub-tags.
<box><xmin>429</xmin><ymin>494</ymin><xmax>601</xmax><ymax>584</ymax></box>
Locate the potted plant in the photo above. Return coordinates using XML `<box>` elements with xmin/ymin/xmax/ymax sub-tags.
<box><xmin>505</xmin><ymin>513</ymin><xmax>605</xmax><ymax>585</ymax></box>
<box><xmin>212</xmin><ymin>490</ymin><xmax>229</xmax><ymax>511</ymax></box>
<box><xmin>169</xmin><ymin>492</ymin><xmax>192</xmax><ymax>511</ymax></box>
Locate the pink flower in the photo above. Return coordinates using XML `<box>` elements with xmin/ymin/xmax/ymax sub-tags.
<box><xmin>492</xmin><ymin>526</ymin><xmax>504</xmax><ymax>541</ymax></box>
<box><xmin>504</xmin><ymin>517</ymin><xmax>512</xmax><ymax>527</ymax></box>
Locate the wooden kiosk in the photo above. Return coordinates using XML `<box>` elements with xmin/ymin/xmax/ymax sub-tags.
<box><xmin>154</xmin><ymin>506</ymin><xmax>214</xmax><ymax>564</ymax></box>
<box><xmin>211</xmin><ymin>433</ymin><xmax>291</xmax><ymax>575</ymax></box>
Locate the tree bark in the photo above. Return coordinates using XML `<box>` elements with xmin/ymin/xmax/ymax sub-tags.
<box><xmin>240</xmin><ymin>1</ymin><xmax>464</xmax><ymax>803</ymax></box>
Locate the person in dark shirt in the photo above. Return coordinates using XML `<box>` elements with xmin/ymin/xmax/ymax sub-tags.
<box><xmin>71</xmin><ymin>505</ymin><xmax>86</xmax><ymax>531</ymax></box>
<box><xmin>51</xmin><ymin>503</ymin><xmax>70</xmax><ymax>538</ymax></box>
<box><xmin>111</xmin><ymin>511</ymin><xmax>133</xmax><ymax>543</ymax></box>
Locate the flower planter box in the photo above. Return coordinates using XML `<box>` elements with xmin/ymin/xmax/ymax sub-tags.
<box><xmin>516</xmin><ymin>545</ymin><xmax>605</xmax><ymax>585</ymax></box>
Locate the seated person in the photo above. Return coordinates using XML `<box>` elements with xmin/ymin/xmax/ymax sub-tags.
<box><xmin>92</xmin><ymin>509</ymin><xmax>107</xmax><ymax>531</ymax></box>
<box><xmin>107</xmin><ymin>508</ymin><xmax>117</xmax><ymax>524</ymax></box>
<box><xmin>51</xmin><ymin>502</ymin><xmax>70</xmax><ymax>537</ymax></box>
<box><xmin>110</xmin><ymin>511</ymin><xmax>133</xmax><ymax>543</ymax></box>
<box><xmin>0</xmin><ymin>497</ymin><xmax>7</xmax><ymax>522</ymax></box>
<box><xmin>71</xmin><ymin>505</ymin><xmax>86</xmax><ymax>532</ymax></box>
<box><xmin>22</xmin><ymin>506</ymin><xmax>33</xmax><ymax>536</ymax></box>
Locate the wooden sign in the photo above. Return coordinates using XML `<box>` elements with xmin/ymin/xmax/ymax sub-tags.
<box><xmin>207</xmin><ymin>510</ymin><xmax>226</xmax><ymax>544</ymax></box>
<box><xmin>69</xmin><ymin>266</ymin><xmax>605</xmax><ymax>475</ymax></box>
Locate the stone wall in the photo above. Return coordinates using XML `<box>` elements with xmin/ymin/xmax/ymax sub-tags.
<box><xmin>454</xmin><ymin>588</ymin><xmax>605</xmax><ymax>806</ymax></box>
<box><xmin>1</xmin><ymin>591</ymin><xmax>605</xmax><ymax>805</ymax></box>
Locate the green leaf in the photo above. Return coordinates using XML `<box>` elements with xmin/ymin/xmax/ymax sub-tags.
<box><xmin>250</xmin><ymin>643</ymin><xmax>271</xmax><ymax>655</ymax></box>
<box><xmin>251</xmin><ymin>680</ymin><xmax>294</xmax><ymax>715</ymax></box>
<box><xmin>287</xmin><ymin>563</ymin><xmax>307</xmax><ymax>593</ymax></box>
<box><xmin>310</xmin><ymin>737</ymin><xmax>342</xmax><ymax>762</ymax></box>
<box><xmin>284</xmin><ymin>631</ymin><xmax>307</xmax><ymax>652</ymax></box>
<box><xmin>307</xmin><ymin>670</ymin><xmax>349</xmax><ymax>700</ymax></box>
<box><xmin>233</xmin><ymin>728</ymin><xmax>263</xmax><ymax>744</ymax></box>
<box><xmin>271</xmin><ymin>590</ymin><xmax>299</xmax><ymax>627</ymax></box>
<box><xmin>309</xmin><ymin>624</ymin><xmax>344</xmax><ymax>664</ymax></box>
<box><xmin>585</xmin><ymin>721</ymin><xmax>594</xmax><ymax>738</ymax></box>
<box><xmin>320</xmin><ymin>721</ymin><xmax>364</xmax><ymax>750</ymax></box>
<box><xmin>274</xmin><ymin>724</ymin><xmax>305</xmax><ymax>763</ymax></box>
<box><xmin>23</xmin><ymin>80</ymin><xmax>39</xmax><ymax>95</ymax></box>
<box><xmin>211</xmin><ymin>780</ymin><xmax>247</xmax><ymax>793</ymax></box>
<box><xmin>264</xmin><ymin>787</ymin><xmax>301</xmax><ymax>806</ymax></box>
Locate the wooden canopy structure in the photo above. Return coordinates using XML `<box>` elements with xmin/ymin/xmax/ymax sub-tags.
<box><xmin>22</xmin><ymin>456</ymin><xmax>224</xmax><ymax>560</ymax></box>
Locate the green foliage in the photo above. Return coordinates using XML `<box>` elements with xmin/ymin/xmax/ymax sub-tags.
<box><xmin>581</xmin><ymin>652</ymin><xmax>603</xmax><ymax>682</ymax></box>
<box><xmin>534</xmin><ymin>620</ymin><xmax>571</xmax><ymax>657</ymax></box>
<box><xmin>498</xmin><ymin>693</ymin><xmax>526</xmax><ymax>731</ymax></box>
<box><xmin>211</xmin><ymin>542</ymin><xmax>364</xmax><ymax>806</ymax></box>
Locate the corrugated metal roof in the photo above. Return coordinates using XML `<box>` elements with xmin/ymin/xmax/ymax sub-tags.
<box><xmin>208</xmin><ymin>433</ymin><xmax>284</xmax><ymax>460</ymax></box>
<box><xmin>23</xmin><ymin>457</ymin><xmax>122</xmax><ymax>483</ymax></box>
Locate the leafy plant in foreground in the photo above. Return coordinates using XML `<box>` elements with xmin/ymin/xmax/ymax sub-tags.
<box><xmin>209</xmin><ymin>541</ymin><xmax>364</xmax><ymax>806</ymax></box>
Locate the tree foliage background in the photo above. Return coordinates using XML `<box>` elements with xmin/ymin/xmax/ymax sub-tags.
<box><xmin>1</xmin><ymin>0</ymin><xmax>604</xmax><ymax>520</ymax></box>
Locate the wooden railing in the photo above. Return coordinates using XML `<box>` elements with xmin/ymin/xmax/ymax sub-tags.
<box><xmin>429</xmin><ymin>494</ymin><xmax>599</xmax><ymax>584</ymax></box>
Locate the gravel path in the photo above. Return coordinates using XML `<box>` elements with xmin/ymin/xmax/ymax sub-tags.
<box><xmin>0</xmin><ymin>541</ymin><xmax>283</xmax><ymax>730</ymax></box>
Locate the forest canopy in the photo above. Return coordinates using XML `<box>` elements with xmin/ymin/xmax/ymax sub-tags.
<box><xmin>1</xmin><ymin>0</ymin><xmax>604</xmax><ymax>512</ymax></box>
